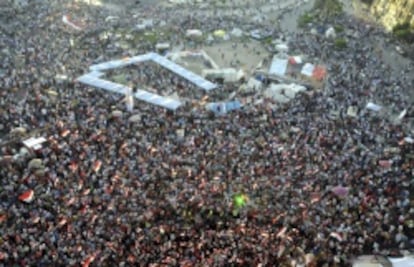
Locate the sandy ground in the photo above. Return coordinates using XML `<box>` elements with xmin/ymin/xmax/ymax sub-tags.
<box><xmin>203</xmin><ymin>40</ymin><xmax>268</xmax><ymax>72</ymax></box>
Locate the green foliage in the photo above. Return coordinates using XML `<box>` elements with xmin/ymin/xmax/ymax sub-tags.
<box><xmin>334</xmin><ymin>38</ymin><xmax>347</xmax><ymax>49</ymax></box>
<box><xmin>112</xmin><ymin>74</ymin><xmax>127</xmax><ymax>85</ymax></box>
<box><xmin>360</xmin><ymin>0</ymin><xmax>374</xmax><ymax>5</ymax></box>
<box><xmin>334</xmin><ymin>25</ymin><xmax>344</xmax><ymax>33</ymax></box>
<box><xmin>313</xmin><ymin>0</ymin><xmax>343</xmax><ymax>18</ymax></box>
<box><xmin>298</xmin><ymin>12</ymin><xmax>315</xmax><ymax>28</ymax></box>
<box><xmin>393</xmin><ymin>22</ymin><xmax>411</xmax><ymax>32</ymax></box>
<box><xmin>142</xmin><ymin>32</ymin><xmax>158</xmax><ymax>44</ymax></box>
<box><xmin>262</xmin><ymin>36</ymin><xmax>273</xmax><ymax>45</ymax></box>
<box><xmin>393</xmin><ymin>22</ymin><xmax>414</xmax><ymax>43</ymax></box>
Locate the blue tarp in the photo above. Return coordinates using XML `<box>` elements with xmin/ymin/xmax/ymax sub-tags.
<box><xmin>77</xmin><ymin>74</ymin><xmax>129</xmax><ymax>95</ymax></box>
<box><xmin>150</xmin><ymin>53</ymin><xmax>217</xmax><ymax>91</ymax></box>
<box><xmin>206</xmin><ymin>100</ymin><xmax>242</xmax><ymax>115</ymax></box>
<box><xmin>76</xmin><ymin>74</ymin><xmax>182</xmax><ymax>110</ymax></box>
<box><xmin>316</xmin><ymin>25</ymin><xmax>326</xmax><ymax>34</ymax></box>
<box><xmin>255</xmin><ymin>74</ymin><xmax>266</xmax><ymax>82</ymax></box>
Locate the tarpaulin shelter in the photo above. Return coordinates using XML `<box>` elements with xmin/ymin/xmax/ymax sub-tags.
<box><xmin>206</xmin><ymin>100</ymin><xmax>242</xmax><ymax>115</ymax></box>
<box><xmin>269</xmin><ymin>57</ymin><xmax>288</xmax><ymax>76</ymax></box>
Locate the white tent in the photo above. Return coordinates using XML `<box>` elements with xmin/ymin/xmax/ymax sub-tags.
<box><xmin>269</xmin><ymin>57</ymin><xmax>288</xmax><ymax>76</ymax></box>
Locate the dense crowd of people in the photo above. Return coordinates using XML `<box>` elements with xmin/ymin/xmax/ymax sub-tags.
<box><xmin>105</xmin><ymin>62</ymin><xmax>205</xmax><ymax>100</ymax></box>
<box><xmin>0</xmin><ymin>0</ymin><xmax>413</xmax><ymax>266</ymax></box>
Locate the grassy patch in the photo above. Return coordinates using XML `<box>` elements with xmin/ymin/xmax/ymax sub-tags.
<box><xmin>393</xmin><ymin>22</ymin><xmax>411</xmax><ymax>32</ymax></box>
<box><xmin>262</xmin><ymin>36</ymin><xmax>273</xmax><ymax>45</ymax></box>
<box><xmin>112</xmin><ymin>74</ymin><xmax>127</xmax><ymax>84</ymax></box>
<box><xmin>393</xmin><ymin>22</ymin><xmax>414</xmax><ymax>43</ymax></box>
<box><xmin>142</xmin><ymin>32</ymin><xmax>158</xmax><ymax>44</ymax></box>
<box><xmin>334</xmin><ymin>25</ymin><xmax>344</xmax><ymax>33</ymax></box>
<box><xmin>298</xmin><ymin>12</ymin><xmax>315</xmax><ymax>28</ymax></box>
<box><xmin>334</xmin><ymin>38</ymin><xmax>347</xmax><ymax>49</ymax></box>
<box><xmin>360</xmin><ymin>0</ymin><xmax>374</xmax><ymax>5</ymax></box>
<box><xmin>313</xmin><ymin>0</ymin><xmax>343</xmax><ymax>18</ymax></box>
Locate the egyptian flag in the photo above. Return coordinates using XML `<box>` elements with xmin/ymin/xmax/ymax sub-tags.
<box><xmin>19</xmin><ymin>189</ymin><xmax>34</xmax><ymax>203</ymax></box>
<box><xmin>93</xmin><ymin>160</ymin><xmax>102</xmax><ymax>173</ymax></box>
<box><xmin>82</xmin><ymin>254</ymin><xmax>96</xmax><ymax>267</ymax></box>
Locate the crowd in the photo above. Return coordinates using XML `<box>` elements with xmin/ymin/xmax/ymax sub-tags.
<box><xmin>0</xmin><ymin>0</ymin><xmax>413</xmax><ymax>266</ymax></box>
<box><xmin>105</xmin><ymin>62</ymin><xmax>205</xmax><ymax>100</ymax></box>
